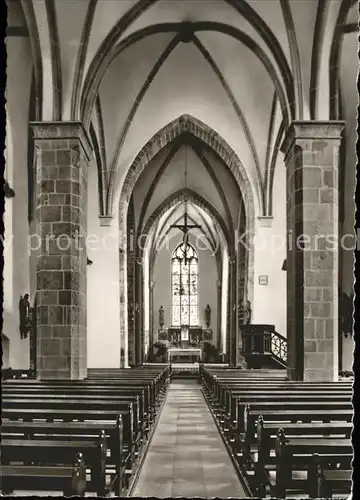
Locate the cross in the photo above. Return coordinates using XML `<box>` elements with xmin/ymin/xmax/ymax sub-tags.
<box><xmin>170</xmin><ymin>204</ymin><xmax>201</xmax><ymax>236</ymax></box>
<box><xmin>170</xmin><ymin>203</ymin><xmax>201</xmax><ymax>265</ymax></box>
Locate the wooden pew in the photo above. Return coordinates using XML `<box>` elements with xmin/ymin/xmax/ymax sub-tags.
<box><xmin>221</xmin><ymin>385</ymin><xmax>352</xmax><ymax>416</ymax></box>
<box><xmin>308</xmin><ymin>454</ymin><xmax>352</xmax><ymax>498</ymax></box>
<box><xmin>274</xmin><ymin>429</ymin><xmax>352</xmax><ymax>498</ymax></box>
<box><xmin>227</xmin><ymin>401</ymin><xmax>352</xmax><ymax>475</ymax></box>
<box><xmin>211</xmin><ymin>381</ymin><xmax>352</xmax><ymax>412</ymax></box>
<box><xmin>201</xmin><ymin>368</ymin><xmax>353</xmax><ymax>499</ymax></box>
<box><xmin>257</xmin><ymin>417</ymin><xmax>352</xmax><ymax>465</ymax></box>
<box><xmin>1</xmin><ymin>415</ymin><xmax>125</xmax><ymax>495</ymax></box>
<box><xmin>2</xmin><ymin>404</ymin><xmax>136</xmax><ymax>477</ymax></box>
<box><xmin>253</xmin><ymin>419</ymin><xmax>352</xmax><ymax>497</ymax></box>
<box><xmin>207</xmin><ymin>382</ymin><xmax>352</xmax><ymax>412</ymax></box>
<box><xmin>2</xmin><ymin>394</ymin><xmax>143</xmax><ymax>447</ymax></box>
<box><xmin>1</xmin><ymin>432</ymin><xmax>107</xmax><ymax>496</ymax></box>
<box><xmin>243</xmin><ymin>406</ymin><xmax>353</xmax><ymax>445</ymax></box>
<box><xmin>3</xmin><ymin>383</ymin><xmax>152</xmax><ymax>425</ymax></box>
<box><xmin>2</xmin><ymin>385</ymin><xmax>154</xmax><ymax>443</ymax></box>
<box><xmin>5</xmin><ymin>379</ymin><xmax>159</xmax><ymax>420</ymax></box>
<box><xmin>225</xmin><ymin>391</ymin><xmax>352</xmax><ymax>433</ymax></box>
<box><xmin>1</xmin><ymin>366</ymin><xmax>169</xmax><ymax>495</ymax></box>
<box><xmin>1</xmin><ymin>452</ymin><xmax>86</xmax><ymax>496</ymax></box>
<box><xmin>86</xmin><ymin>367</ymin><xmax>170</xmax><ymax>401</ymax></box>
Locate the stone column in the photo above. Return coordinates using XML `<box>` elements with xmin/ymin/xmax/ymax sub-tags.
<box><xmin>126</xmin><ymin>225</ymin><xmax>135</xmax><ymax>367</ymax></box>
<box><xmin>134</xmin><ymin>258</ymin><xmax>143</xmax><ymax>365</ymax></box>
<box><xmin>226</xmin><ymin>266</ymin><xmax>231</xmax><ymax>360</ymax></box>
<box><xmin>228</xmin><ymin>257</ymin><xmax>237</xmax><ymax>366</ymax></box>
<box><xmin>119</xmin><ymin>249</ymin><xmax>128</xmax><ymax>368</ymax></box>
<box><xmin>149</xmin><ymin>280</ymin><xmax>155</xmax><ymax>348</ymax></box>
<box><xmin>281</xmin><ymin>121</ymin><xmax>344</xmax><ymax>382</ymax></box>
<box><xmin>216</xmin><ymin>280</ymin><xmax>222</xmax><ymax>351</ymax></box>
<box><xmin>31</xmin><ymin>122</ymin><xmax>92</xmax><ymax>380</ymax></box>
<box><xmin>140</xmin><ymin>262</ymin><xmax>145</xmax><ymax>363</ymax></box>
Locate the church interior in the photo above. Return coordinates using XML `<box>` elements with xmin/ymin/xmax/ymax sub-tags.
<box><xmin>2</xmin><ymin>0</ymin><xmax>356</xmax><ymax>497</ymax></box>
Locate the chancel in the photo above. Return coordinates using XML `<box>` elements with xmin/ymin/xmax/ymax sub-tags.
<box><xmin>2</xmin><ymin>0</ymin><xmax>356</xmax><ymax>497</ymax></box>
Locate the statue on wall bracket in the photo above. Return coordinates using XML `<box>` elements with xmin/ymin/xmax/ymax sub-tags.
<box><xmin>159</xmin><ymin>305</ymin><xmax>164</xmax><ymax>328</ymax></box>
<box><xmin>245</xmin><ymin>300</ymin><xmax>252</xmax><ymax>324</ymax></box>
<box><xmin>19</xmin><ymin>294</ymin><xmax>32</xmax><ymax>339</ymax></box>
<box><xmin>239</xmin><ymin>300</ymin><xmax>252</xmax><ymax>325</ymax></box>
<box><xmin>205</xmin><ymin>304</ymin><xmax>211</xmax><ymax>328</ymax></box>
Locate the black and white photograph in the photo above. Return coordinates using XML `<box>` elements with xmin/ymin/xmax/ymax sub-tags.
<box><xmin>1</xmin><ymin>0</ymin><xmax>357</xmax><ymax>497</ymax></box>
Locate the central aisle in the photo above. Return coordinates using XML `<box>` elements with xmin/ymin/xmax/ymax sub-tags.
<box><xmin>131</xmin><ymin>379</ymin><xmax>247</xmax><ymax>498</ymax></box>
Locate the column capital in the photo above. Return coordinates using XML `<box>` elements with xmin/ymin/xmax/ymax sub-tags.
<box><xmin>281</xmin><ymin>120</ymin><xmax>345</xmax><ymax>158</ymax></box>
<box><xmin>258</xmin><ymin>216</ymin><xmax>273</xmax><ymax>228</ymax></box>
<box><xmin>99</xmin><ymin>215</ymin><xmax>113</xmax><ymax>227</ymax></box>
<box><xmin>30</xmin><ymin>121</ymin><xmax>93</xmax><ymax>162</ymax></box>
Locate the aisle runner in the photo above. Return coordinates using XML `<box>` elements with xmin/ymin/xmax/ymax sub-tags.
<box><xmin>131</xmin><ymin>380</ymin><xmax>247</xmax><ymax>498</ymax></box>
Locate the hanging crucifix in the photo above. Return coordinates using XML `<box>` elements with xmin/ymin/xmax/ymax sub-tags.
<box><xmin>170</xmin><ymin>203</ymin><xmax>201</xmax><ymax>241</ymax></box>
<box><xmin>169</xmin><ymin>143</ymin><xmax>202</xmax><ymax>330</ymax></box>
<box><xmin>170</xmin><ymin>143</ymin><xmax>201</xmax><ymax>258</ymax></box>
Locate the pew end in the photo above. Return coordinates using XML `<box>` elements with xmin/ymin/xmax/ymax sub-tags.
<box><xmin>308</xmin><ymin>453</ymin><xmax>352</xmax><ymax>499</ymax></box>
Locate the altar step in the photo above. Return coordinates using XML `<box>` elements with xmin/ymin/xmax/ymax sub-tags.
<box><xmin>170</xmin><ymin>363</ymin><xmax>200</xmax><ymax>379</ymax></box>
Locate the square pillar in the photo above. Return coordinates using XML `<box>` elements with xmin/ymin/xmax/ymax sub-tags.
<box><xmin>281</xmin><ymin>121</ymin><xmax>344</xmax><ymax>382</ymax></box>
<box><xmin>31</xmin><ymin>122</ymin><xmax>93</xmax><ymax>380</ymax></box>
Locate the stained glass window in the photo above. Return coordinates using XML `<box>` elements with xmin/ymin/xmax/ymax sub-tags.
<box><xmin>172</xmin><ymin>242</ymin><xmax>198</xmax><ymax>326</ymax></box>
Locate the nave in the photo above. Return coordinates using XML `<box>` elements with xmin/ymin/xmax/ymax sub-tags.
<box><xmin>131</xmin><ymin>380</ymin><xmax>246</xmax><ymax>498</ymax></box>
<box><xmin>3</xmin><ymin>0</ymin><xmax>356</xmax><ymax>496</ymax></box>
<box><xmin>1</xmin><ymin>366</ymin><xmax>353</xmax><ymax>498</ymax></box>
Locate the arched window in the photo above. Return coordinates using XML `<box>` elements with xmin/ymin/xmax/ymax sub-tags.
<box><xmin>172</xmin><ymin>242</ymin><xmax>199</xmax><ymax>326</ymax></box>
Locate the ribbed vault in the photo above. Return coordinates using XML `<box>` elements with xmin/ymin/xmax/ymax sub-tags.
<box><xmin>17</xmin><ymin>0</ymin><xmax>356</xmax><ymax>223</ymax></box>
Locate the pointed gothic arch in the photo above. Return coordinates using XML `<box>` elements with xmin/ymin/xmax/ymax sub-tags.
<box><xmin>118</xmin><ymin>115</ymin><xmax>255</xmax><ymax>366</ymax></box>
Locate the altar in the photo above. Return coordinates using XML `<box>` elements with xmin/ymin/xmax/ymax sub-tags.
<box><xmin>167</xmin><ymin>347</ymin><xmax>202</xmax><ymax>363</ymax></box>
<box><xmin>158</xmin><ymin>325</ymin><xmax>212</xmax><ymax>347</ymax></box>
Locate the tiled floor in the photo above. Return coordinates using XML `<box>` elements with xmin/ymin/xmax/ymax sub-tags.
<box><xmin>131</xmin><ymin>379</ymin><xmax>247</xmax><ymax>498</ymax></box>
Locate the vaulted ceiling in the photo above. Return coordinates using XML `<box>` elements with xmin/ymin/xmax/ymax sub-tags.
<box><xmin>132</xmin><ymin>139</ymin><xmax>238</xmax><ymax>260</ymax></box>
<box><xmin>9</xmin><ymin>0</ymin><xmax>358</xmax><ymax>245</ymax></box>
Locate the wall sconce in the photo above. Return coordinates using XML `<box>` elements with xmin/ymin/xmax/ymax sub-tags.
<box><xmin>87</xmin><ymin>257</ymin><xmax>93</xmax><ymax>265</ymax></box>
<box><xmin>259</xmin><ymin>275</ymin><xmax>268</xmax><ymax>285</ymax></box>
<box><xmin>4</xmin><ymin>181</ymin><xmax>15</xmax><ymax>198</ymax></box>
<box><xmin>281</xmin><ymin>259</ymin><xmax>287</xmax><ymax>271</ymax></box>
